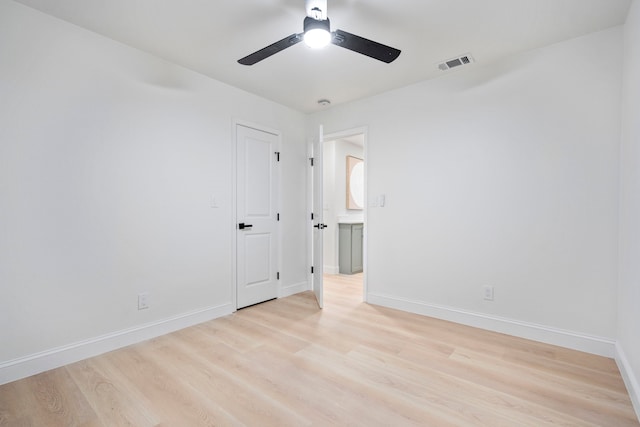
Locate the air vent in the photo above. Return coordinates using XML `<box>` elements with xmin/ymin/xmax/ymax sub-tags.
<box><xmin>438</xmin><ymin>53</ymin><xmax>474</xmax><ymax>71</ymax></box>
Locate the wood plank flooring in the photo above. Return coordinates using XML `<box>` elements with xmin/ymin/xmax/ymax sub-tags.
<box><xmin>1</xmin><ymin>273</ymin><xmax>638</xmax><ymax>426</ymax></box>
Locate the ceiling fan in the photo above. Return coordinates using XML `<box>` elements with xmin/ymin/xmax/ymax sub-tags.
<box><xmin>238</xmin><ymin>0</ymin><xmax>401</xmax><ymax>66</ymax></box>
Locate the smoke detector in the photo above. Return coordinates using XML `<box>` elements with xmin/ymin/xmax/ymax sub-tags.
<box><xmin>437</xmin><ymin>53</ymin><xmax>474</xmax><ymax>71</ymax></box>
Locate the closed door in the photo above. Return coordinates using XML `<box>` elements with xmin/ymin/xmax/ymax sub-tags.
<box><xmin>236</xmin><ymin>124</ymin><xmax>279</xmax><ymax>309</ymax></box>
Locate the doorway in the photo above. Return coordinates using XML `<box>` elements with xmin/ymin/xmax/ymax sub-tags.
<box><xmin>322</xmin><ymin>129</ymin><xmax>366</xmax><ymax>301</ymax></box>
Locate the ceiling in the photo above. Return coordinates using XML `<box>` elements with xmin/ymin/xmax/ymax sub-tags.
<box><xmin>13</xmin><ymin>0</ymin><xmax>632</xmax><ymax>113</ymax></box>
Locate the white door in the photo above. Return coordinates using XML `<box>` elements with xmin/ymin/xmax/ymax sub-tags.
<box><xmin>236</xmin><ymin>124</ymin><xmax>279</xmax><ymax>309</ymax></box>
<box><xmin>311</xmin><ymin>126</ymin><xmax>324</xmax><ymax>308</ymax></box>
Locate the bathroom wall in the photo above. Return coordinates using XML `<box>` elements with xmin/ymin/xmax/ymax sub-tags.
<box><xmin>322</xmin><ymin>138</ymin><xmax>364</xmax><ymax>273</ymax></box>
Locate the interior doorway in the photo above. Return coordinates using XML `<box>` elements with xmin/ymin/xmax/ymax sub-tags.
<box><xmin>322</xmin><ymin>129</ymin><xmax>366</xmax><ymax>300</ymax></box>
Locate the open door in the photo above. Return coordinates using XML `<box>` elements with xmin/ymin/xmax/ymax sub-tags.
<box><xmin>311</xmin><ymin>125</ymin><xmax>324</xmax><ymax>308</ymax></box>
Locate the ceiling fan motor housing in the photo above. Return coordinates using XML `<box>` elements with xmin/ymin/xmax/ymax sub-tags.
<box><xmin>304</xmin><ymin>16</ymin><xmax>330</xmax><ymax>33</ymax></box>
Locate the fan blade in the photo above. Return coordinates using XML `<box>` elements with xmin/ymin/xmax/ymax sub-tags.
<box><xmin>238</xmin><ymin>33</ymin><xmax>303</xmax><ymax>65</ymax></box>
<box><xmin>331</xmin><ymin>29</ymin><xmax>400</xmax><ymax>63</ymax></box>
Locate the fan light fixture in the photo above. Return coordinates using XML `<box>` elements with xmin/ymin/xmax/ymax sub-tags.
<box><xmin>237</xmin><ymin>0</ymin><xmax>401</xmax><ymax>66</ymax></box>
<box><xmin>303</xmin><ymin>17</ymin><xmax>331</xmax><ymax>49</ymax></box>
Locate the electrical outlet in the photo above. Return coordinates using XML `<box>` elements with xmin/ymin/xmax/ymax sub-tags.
<box><xmin>483</xmin><ymin>286</ymin><xmax>494</xmax><ymax>301</ymax></box>
<box><xmin>138</xmin><ymin>292</ymin><xmax>150</xmax><ymax>310</ymax></box>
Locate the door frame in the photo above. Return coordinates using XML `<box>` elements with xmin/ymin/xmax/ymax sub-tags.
<box><xmin>309</xmin><ymin>125</ymin><xmax>368</xmax><ymax>302</ymax></box>
<box><xmin>232</xmin><ymin>119</ymin><xmax>282</xmax><ymax>311</ymax></box>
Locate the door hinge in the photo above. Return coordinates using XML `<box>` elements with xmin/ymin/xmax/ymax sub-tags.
<box><xmin>311</xmin><ymin>266</ymin><xmax>314</xmax><ymax>274</ymax></box>
<box><xmin>277</xmin><ymin>272</ymin><xmax>280</xmax><ymax>280</ymax></box>
<box><xmin>309</xmin><ymin>157</ymin><xmax>314</xmax><ymax>166</ymax></box>
<box><xmin>274</xmin><ymin>151</ymin><xmax>280</xmax><ymax>162</ymax></box>
<box><xmin>277</xmin><ymin>213</ymin><xmax>280</xmax><ymax>221</ymax></box>
<box><xmin>311</xmin><ymin>213</ymin><xmax>314</xmax><ymax>220</ymax></box>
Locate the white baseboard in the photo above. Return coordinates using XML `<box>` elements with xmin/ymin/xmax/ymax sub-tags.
<box><xmin>279</xmin><ymin>281</ymin><xmax>310</xmax><ymax>298</ymax></box>
<box><xmin>324</xmin><ymin>265</ymin><xmax>339</xmax><ymax>275</ymax></box>
<box><xmin>0</xmin><ymin>303</ymin><xmax>233</xmax><ymax>386</ymax></box>
<box><xmin>616</xmin><ymin>342</ymin><xmax>640</xmax><ymax>422</ymax></box>
<box><xmin>367</xmin><ymin>293</ymin><xmax>616</xmax><ymax>357</ymax></box>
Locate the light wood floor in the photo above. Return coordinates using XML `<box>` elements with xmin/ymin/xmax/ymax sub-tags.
<box><xmin>1</xmin><ymin>273</ymin><xmax>638</xmax><ymax>426</ymax></box>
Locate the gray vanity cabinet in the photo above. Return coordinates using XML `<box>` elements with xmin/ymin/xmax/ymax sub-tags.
<box><xmin>339</xmin><ymin>223</ymin><xmax>363</xmax><ymax>274</ymax></box>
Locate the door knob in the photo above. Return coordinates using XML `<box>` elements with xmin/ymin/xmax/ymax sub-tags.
<box><xmin>314</xmin><ymin>223</ymin><xmax>328</xmax><ymax>229</ymax></box>
<box><xmin>238</xmin><ymin>223</ymin><xmax>253</xmax><ymax>230</ymax></box>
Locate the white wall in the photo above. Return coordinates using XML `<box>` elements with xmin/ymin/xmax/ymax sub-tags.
<box><xmin>0</xmin><ymin>0</ymin><xmax>308</xmax><ymax>380</ymax></box>
<box><xmin>309</xmin><ymin>27</ymin><xmax>623</xmax><ymax>354</ymax></box>
<box><xmin>618</xmin><ymin>0</ymin><xmax>640</xmax><ymax>417</ymax></box>
<box><xmin>323</xmin><ymin>139</ymin><xmax>364</xmax><ymax>273</ymax></box>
